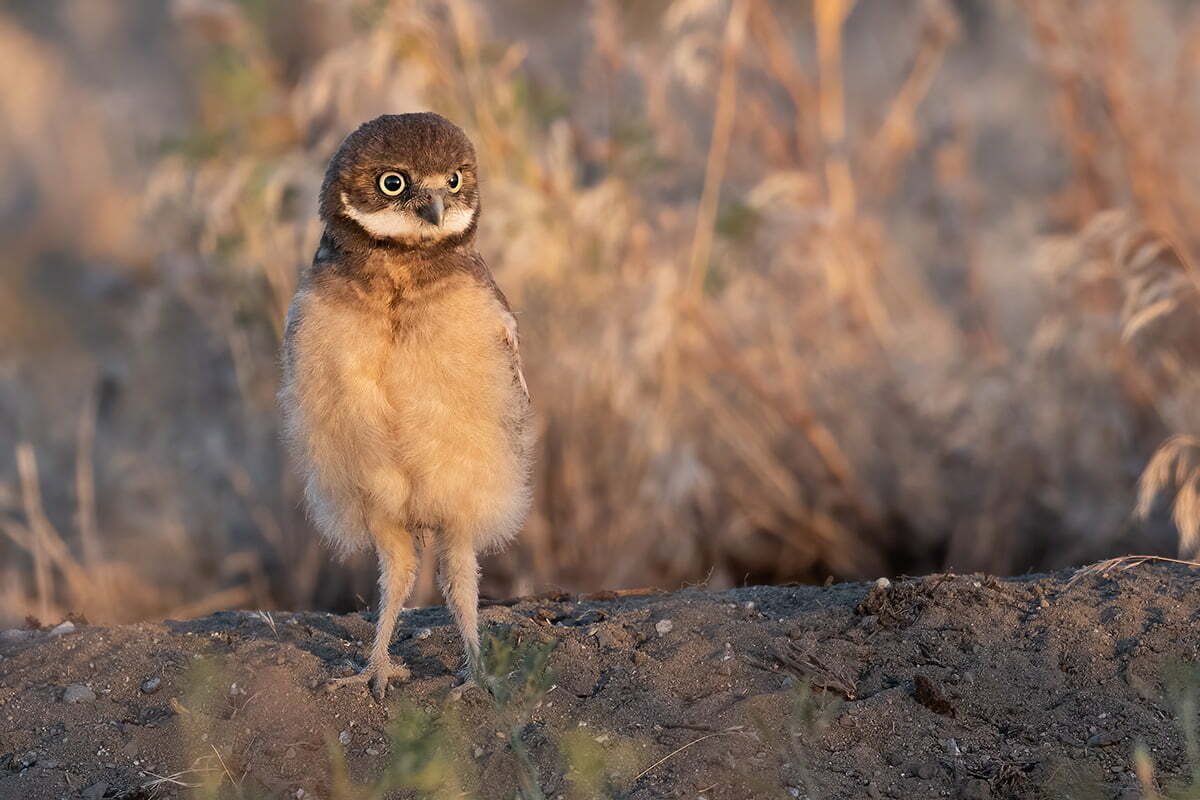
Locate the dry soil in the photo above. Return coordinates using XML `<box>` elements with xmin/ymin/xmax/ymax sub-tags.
<box><xmin>3</xmin><ymin>563</ymin><xmax>1200</xmax><ymax>799</ymax></box>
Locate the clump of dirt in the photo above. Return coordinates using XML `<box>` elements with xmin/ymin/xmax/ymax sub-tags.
<box><xmin>2</xmin><ymin>563</ymin><xmax>1200</xmax><ymax>799</ymax></box>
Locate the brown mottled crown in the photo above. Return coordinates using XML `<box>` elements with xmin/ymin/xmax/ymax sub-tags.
<box><xmin>319</xmin><ymin>113</ymin><xmax>481</xmax><ymax>251</ymax></box>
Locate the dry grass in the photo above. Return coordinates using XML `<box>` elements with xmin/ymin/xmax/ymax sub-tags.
<box><xmin>1068</xmin><ymin>555</ymin><xmax>1200</xmax><ymax>587</ymax></box>
<box><xmin>3</xmin><ymin>0</ymin><xmax>1200</xmax><ymax>624</ymax></box>
<box><xmin>1139</xmin><ymin>438</ymin><xmax>1200</xmax><ymax>559</ymax></box>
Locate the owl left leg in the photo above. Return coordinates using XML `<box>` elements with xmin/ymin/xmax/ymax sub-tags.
<box><xmin>436</xmin><ymin>534</ymin><xmax>483</xmax><ymax>689</ymax></box>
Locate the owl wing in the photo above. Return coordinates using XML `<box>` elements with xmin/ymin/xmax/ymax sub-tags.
<box><xmin>468</xmin><ymin>253</ymin><xmax>530</xmax><ymax>404</ymax></box>
<box><xmin>500</xmin><ymin>308</ymin><xmax>531</xmax><ymax>403</ymax></box>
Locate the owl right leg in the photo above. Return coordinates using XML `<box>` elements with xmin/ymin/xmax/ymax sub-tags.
<box><xmin>325</xmin><ymin>521</ymin><xmax>418</xmax><ymax>701</ymax></box>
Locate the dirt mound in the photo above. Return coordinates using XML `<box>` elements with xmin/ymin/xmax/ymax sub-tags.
<box><xmin>2</xmin><ymin>563</ymin><xmax>1199</xmax><ymax>799</ymax></box>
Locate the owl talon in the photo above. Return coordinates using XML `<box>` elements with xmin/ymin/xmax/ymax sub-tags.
<box><xmin>449</xmin><ymin>675</ymin><xmax>489</xmax><ymax>701</ymax></box>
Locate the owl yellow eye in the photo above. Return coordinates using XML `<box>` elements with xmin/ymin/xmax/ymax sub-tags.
<box><xmin>377</xmin><ymin>171</ymin><xmax>406</xmax><ymax>196</ymax></box>
<box><xmin>447</xmin><ymin>170</ymin><xmax>463</xmax><ymax>193</ymax></box>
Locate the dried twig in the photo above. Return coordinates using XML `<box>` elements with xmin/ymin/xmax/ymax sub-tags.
<box><xmin>684</xmin><ymin>0</ymin><xmax>750</xmax><ymax>302</ymax></box>
<box><xmin>1067</xmin><ymin>555</ymin><xmax>1200</xmax><ymax>587</ymax></box>
<box><xmin>631</xmin><ymin>730</ymin><xmax>744</xmax><ymax>785</ymax></box>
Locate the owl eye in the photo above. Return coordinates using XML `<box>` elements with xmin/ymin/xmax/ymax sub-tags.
<box><xmin>447</xmin><ymin>170</ymin><xmax>463</xmax><ymax>193</ymax></box>
<box><xmin>377</xmin><ymin>171</ymin><xmax>406</xmax><ymax>196</ymax></box>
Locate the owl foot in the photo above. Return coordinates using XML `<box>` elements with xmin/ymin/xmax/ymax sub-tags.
<box><xmin>448</xmin><ymin>659</ymin><xmax>498</xmax><ymax>701</ymax></box>
<box><xmin>324</xmin><ymin>660</ymin><xmax>411</xmax><ymax>702</ymax></box>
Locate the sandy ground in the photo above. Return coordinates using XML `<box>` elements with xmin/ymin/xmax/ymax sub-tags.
<box><xmin>2</xmin><ymin>563</ymin><xmax>1200</xmax><ymax>799</ymax></box>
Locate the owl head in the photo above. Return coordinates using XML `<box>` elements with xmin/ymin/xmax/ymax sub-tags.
<box><xmin>320</xmin><ymin>113</ymin><xmax>480</xmax><ymax>250</ymax></box>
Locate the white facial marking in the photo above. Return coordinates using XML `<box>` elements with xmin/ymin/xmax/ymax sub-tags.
<box><xmin>340</xmin><ymin>192</ymin><xmax>474</xmax><ymax>242</ymax></box>
<box><xmin>440</xmin><ymin>207</ymin><xmax>474</xmax><ymax>235</ymax></box>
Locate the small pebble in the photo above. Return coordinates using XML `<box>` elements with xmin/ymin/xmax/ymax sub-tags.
<box><xmin>141</xmin><ymin>677</ymin><xmax>161</xmax><ymax>694</ymax></box>
<box><xmin>49</xmin><ymin>621</ymin><xmax>76</xmax><ymax>637</ymax></box>
<box><xmin>413</xmin><ymin>627</ymin><xmax>433</xmax><ymax>640</ymax></box>
<box><xmin>874</xmin><ymin>577</ymin><xmax>892</xmax><ymax>590</ymax></box>
<box><xmin>63</xmin><ymin>684</ymin><xmax>96</xmax><ymax>704</ymax></box>
<box><xmin>81</xmin><ymin>782</ymin><xmax>108</xmax><ymax>800</ymax></box>
<box><xmin>365</xmin><ymin>747</ymin><xmax>379</xmax><ymax>756</ymax></box>
<box><xmin>655</xmin><ymin>619</ymin><xmax>674</xmax><ymax>636</ymax></box>
<box><xmin>1087</xmin><ymin>731</ymin><xmax>1121</xmax><ymax>747</ymax></box>
<box><xmin>594</xmin><ymin>626</ymin><xmax>622</xmax><ymax>650</ymax></box>
<box><xmin>339</xmin><ymin>730</ymin><xmax>352</xmax><ymax>746</ymax></box>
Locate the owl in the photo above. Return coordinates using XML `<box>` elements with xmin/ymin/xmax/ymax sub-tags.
<box><xmin>280</xmin><ymin>113</ymin><xmax>533</xmax><ymax>699</ymax></box>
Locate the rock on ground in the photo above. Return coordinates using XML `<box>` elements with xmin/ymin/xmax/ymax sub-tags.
<box><xmin>1</xmin><ymin>564</ymin><xmax>1199</xmax><ymax>799</ymax></box>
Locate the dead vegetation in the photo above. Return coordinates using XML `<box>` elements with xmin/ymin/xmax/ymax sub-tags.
<box><xmin>3</xmin><ymin>0</ymin><xmax>1200</xmax><ymax>624</ymax></box>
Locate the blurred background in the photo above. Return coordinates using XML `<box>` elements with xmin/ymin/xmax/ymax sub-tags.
<box><xmin>3</xmin><ymin>0</ymin><xmax>1200</xmax><ymax>627</ymax></box>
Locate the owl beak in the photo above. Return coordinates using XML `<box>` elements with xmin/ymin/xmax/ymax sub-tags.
<box><xmin>415</xmin><ymin>192</ymin><xmax>445</xmax><ymax>227</ymax></box>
